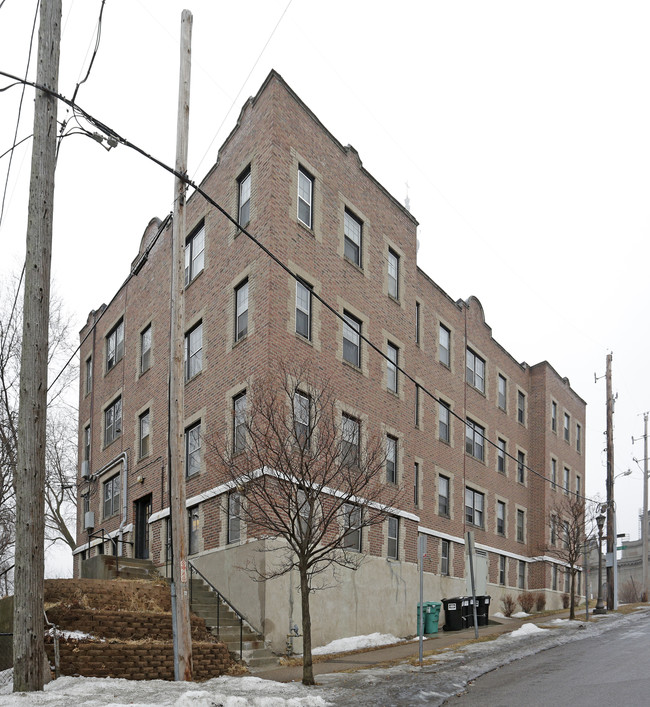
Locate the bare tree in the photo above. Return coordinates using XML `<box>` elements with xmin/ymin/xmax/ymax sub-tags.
<box><xmin>546</xmin><ymin>495</ymin><xmax>589</xmax><ymax>620</ymax></box>
<box><xmin>211</xmin><ymin>362</ymin><xmax>403</xmax><ymax>685</ymax></box>
<box><xmin>0</xmin><ymin>275</ymin><xmax>78</xmax><ymax>589</ymax></box>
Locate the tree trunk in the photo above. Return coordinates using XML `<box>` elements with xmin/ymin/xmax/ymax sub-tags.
<box><xmin>299</xmin><ymin>565</ymin><xmax>314</xmax><ymax>685</ymax></box>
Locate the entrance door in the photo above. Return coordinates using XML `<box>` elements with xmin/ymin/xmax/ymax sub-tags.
<box><xmin>134</xmin><ymin>494</ymin><xmax>152</xmax><ymax>559</ymax></box>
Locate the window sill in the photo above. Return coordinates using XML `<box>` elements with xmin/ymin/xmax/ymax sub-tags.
<box><xmin>185</xmin><ymin>370</ymin><xmax>203</xmax><ymax>385</ymax></box>
<box><xmin>295</xmin><ymin>332</ymin><xmax>313</xmax><ymax>346</ymax></box>
<box><xmin>296</xmin><ymin>219</ymin><xmax>315</xmax><ymax>236</ymax></box>
<box><xmin>103</xmin><ymin>436</ymin><xmax>122</xmax><ymax>451</ymax></box>
<box><xmin>232</xmin><ymin>334</ymin><xmax>249</xmax><ymax>349</ymax></box>
<box><xmin>185</xmin><ymin>268</ymin><xmax>204</xmax><ymax>291</ymax></box>
<box><xmin>138</xmin><ymin>365</ymin><xmax>152</xmax><ymax>380</ymax></box>
<box><xmin>342</xmin><ymin>358</ymin><xmax>362</xmax><ymax>373</ymax></box>
<box><xmin>343</xmin><ymin>255</ymin><xmax>364</xmax><ymax>273</ymax></box>
<box><xmin>386</xmin><ymin>557</ymin><xmax>400</xmax><ymax>564</ymax></box>
<box><xmin>388</xmin><ymin>294</ymin><xmax>400</xmax><ymax>305</ymax></box>
<box><xmin>438</xmin><ymin>512</ymin><xmax>450</xmax><ymax>520</ymax></box>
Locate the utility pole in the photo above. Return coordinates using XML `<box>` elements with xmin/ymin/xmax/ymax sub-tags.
<box><xmin>169</xmin><ymin>9</ymin><xmax>193</xmax><ymax>681</ymax></box>
<box><xmin>13</xmin><ymin>0</ymin><xmax>61</xmax><ymax>693</ymax></box>
<box><xmin>633</xmin><ymin>413</ymin><xmax>649</xmax><ymax>601</ymax></box>
<box><xmin>605</xmin><ymin>353</ymin><xmax>615</xmax><ymax>610</ymax></box>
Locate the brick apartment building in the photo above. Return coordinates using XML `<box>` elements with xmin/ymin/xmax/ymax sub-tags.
<box><xmin>75</xmin><ymin>70</ymin><xmax>586</xmax><ymax>651</ymax></box>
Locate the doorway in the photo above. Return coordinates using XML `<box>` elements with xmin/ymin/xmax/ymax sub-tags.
<box><xmin>134</xmin><ymin>494</ymin><xmax>152</xmax><ymax>559</ymax></box>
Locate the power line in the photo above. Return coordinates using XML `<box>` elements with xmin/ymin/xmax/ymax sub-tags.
<box><xmin>0</xmin><ymin>71</ymin><xmax>593</xmax><ymax>504</ymax></box>
<box><xmin>70</xmin><ymin>0</ymin><xmax>106</xmax><ymax>104</ymax></box>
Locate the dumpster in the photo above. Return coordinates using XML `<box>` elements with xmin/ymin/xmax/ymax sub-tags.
<box><xmin>477</xmin><ymin>595</ymin><xmax>491</xmax><ymax>626</ymax></box>
<box><xmin>417</xmin><ymin>602</ymin><xmax>441</xmax><ymax>634</ymax></box>
<box><xmin>442</xmin><ymin>597</ymin><xmax>463</xmax><ymax>631</ymax></box>
<box><xmin>462</xmin><ymin>597</ymin><xmax>477</xmax><ymax>628</ymax></box>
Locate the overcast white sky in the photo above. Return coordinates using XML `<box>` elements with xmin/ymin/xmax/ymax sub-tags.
<box><xmin>1</xmin><ymin>1</ymin><xmax>649</xmax><ymax>558</ymax></box>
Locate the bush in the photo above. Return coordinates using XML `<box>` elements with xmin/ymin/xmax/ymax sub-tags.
<box><xmin>501</xmin><ymin>594</ymin><xmax>517</xmax><ymax>617</ymax></box>
<box><xmin>619</xmin><ymin>579</ymin><xmax>639</xmax><ymax>604</ymax></box>
<box><xmin>535</xmin><ymin>593</ymin><xmax>547</xmax><ymax>612</ymax></box>
<box><xmin>518</xmin><ymin>591</ymin><xmax>535</xmax><ymax>613</ymax></box>
<box><xmin>561</xmin><ymin>593</ymin><xmax>570</xmax><ymax>609</ymax></box>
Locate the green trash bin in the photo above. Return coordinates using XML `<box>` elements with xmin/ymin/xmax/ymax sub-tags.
<box><xmin>425</xmin><ymin>601</ymin><xmax>442</xmax><ymax>634</ymax></box>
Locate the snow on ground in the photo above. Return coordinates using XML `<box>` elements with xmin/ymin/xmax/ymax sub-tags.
<box><xmin>46</xmin><ymin>629</ymin><xmax>100</xmax><ymax>641</ymax></box>
<box><xmin>511</xmin><ymin>611</ymin><xmax>530</xmax><ymax>618</ymax></box>
<box><xmin>507</xmin><ymin>622</ymin><xmax>549</xmax><ymax>638</ymax></box>
<box><xmin>312</xmin><ymin>633</ymin><xmax>403</xmax><ymax>655</ymax></box>
<box><xmin>491</xmin><ymin>611</ymin><xmax>507</xmax><ymax>619</ymax></box>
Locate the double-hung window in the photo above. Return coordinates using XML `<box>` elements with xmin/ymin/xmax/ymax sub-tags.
<box><xmin>466</xmin><ymin>348</ymin><xmax>485</xmax><ymax>393</ymax></box>
<box><xmin>498</xmin><ymin>374</ymin><xmax>506</xmax><ymax>410</ymax></box>
<box><xmin>104</xmin><ymin>397</ymin><xmax>122</xmax><ymax>446</ymax></box>
<box><xmin>235</xmin><ymin>280</ymin><xmax>249</xmax><ymax>341</ymax></box>
<box><xmin>551</xmin><ymin>515</ymin><xmax>557</xmax><ymax>545</ymax></box>
<box><xmin>441</xmin><ymin>539</ymin><xmax>450</xmax><ymax>576</ymax></box>
<box><xmin>414</xmin><ymin>462</ymin><xmax>420</xmax><ymax>506</ymax></box>
<box><xmin>233</xmin><ymin>392</ymin><xmax>246</xmax><ymax>454</ymax></box>
<box><xmin>439</xmin><ymin>325</ymin><xmax>450</xmax><ymax>367</ymax></box>
<box><xmin>497</xmin><ymin>438</ymin><xmax>506</xmax><ymax>473</ymax></box>
<box><xmin>343</xmin><ymin>210</ymin><xmax>362</xmax><ymax>266</ymax></box>
<box><xmin>576</xmin><ymin>423</ymin><xmax>582</xmax><ymax>453</ymax></box>
<box><xmin>298</xmin><ymin>167</ymin><xmax>313</xmax><ymax>228</ymax></box>
<box><xmin>465</xmin><ymin>488</ymin><xmax>484</xmax><ymax>527</ymax></box>
<box><xmin>294</xmin><ymin>391</ymin><xmax>310</xmax><ymax>448</ymax></box>
<box><xmin>387</xmin><ymin>516</ymin><xmax>399</xmax><ymax>560</ymax></box>
<box><xmin>103</xmin><ymin>474</ymin><xmax>120</xmax><ymax>518</ymax></box>
<box><xmin>185</xmin><ymin>322</ymin><xmax>202</xmax><ymax>380</ymax></box>
<box><xmin>188</xmin><ymin>506</ymin><xmax>200</xmax><ymax>555</ymax></box>
<box><xmin>238</xmin><ymin>169</ymin><xmax>251</xmax><ymax>227</ymax></box>
<box><xmin>342</xmin><ymin>311</ymin><xmax>361</xmax><ymax>367</ymax></box>
<box><xmin>295</xmin><ymin>280</ymin><xmax>312</xmax><ymax>340</ymax></box>
<box><xmin>106</xmin><ymin>320</ymin><xmax>124</xmax><ymax>371</ymax></box>
<box><xmin>140</xmin><ymin>325</ymin><xmax>152</xmax><ymax>374</ymax></box>
<box><xmin>518</xmin><ymin>561</ymin><xmax>526</xmax><ymax>589</ymax></box>
<box><xmin>499</xmin><ymin>556</ymin><xmax>506</xmax><ymax>585</ymax></box>
<box><xmin>83</xmin><ymin>425</ymin><xmax>91</xmax><ymax>465</ymax></box>
<box><xmin>185</xmin><ymin>224</ymin><xmax>205</xmax><ymax>285</ymax></box>
<box><xmin>85</xmin><ymin>357</ymin><xmax>93</xmax><ymax>395</ymax></box>
<box><xmin>386</xmin><ymin>435</ymin><xmax>397</xmax><ymax>484</ymax></box>
<box><xmin>564</xmin><ymin>413</ymin><xmax>570</xmax><ymax>442</ymax></box>
<box><xmin>563</xmin><ymin>467</ymin><xmax>570</xmax><ymax>494</ymax></box>
<box><xmin>517</xmin><ymin>509</ymin><xmax>525</xmax><ymax>542</ymax></box>
<box><xmin>228</xmin><ymin>492</ymin><xmax>241</xmax><ymax>543</ymax></box>
<box><xmin>551</xmin><ymin>458</ymin><xmax>558</xmax><ymax>489</ymax></box>
<box><xmin>387</xmin><ymin>249</ymin><xmax>399</xmax><ymax>298</ymax></box>
<box><xmin>342</xmin><ymin>504</ymin><xmax>361</xmax><ymax>552</ymax></box>
<box><xmin>465</xmin><ymin>419</ymin><xmax>485</xmax><ymax>461</ymax></box>
<box><xmin>341</xmin><ymin>414</ymin><xmax>360</xmax><ymax>467</ymax></box>
<box><xmin>517</xmin><ymin>390</ymin><xmax>526</xmax><ymax>424</ymax></box>
<box><xmin>438</xmin><ymin>475</ymin><xmax>450</xmax><ymax>516</ymax></box>
<box><xmin>551</xmin><ymin>401</ymin><xmax>558</xmax><ymax>432</ymax></box>
<box><xmin>139</xmin><ymin>410</ymin><xmax>150</xmax><ymax>458</ymax></box>
<box><xmin>387</xmin><ymin>342</ymin><xmax>398</xmax><ymax>393</ymax></box>
<box><xmin>439</xmin><ymin>401</ymin><xmax>450</xmax><ymax>443</ymax></box>
<box><xmin>497</xmin><ymin>500</ymin><xmax>505</xmax><ymax>535</ymax></box>
<box><xmin>185</xmin><ymin>421</ymin><xmax>201</xmax><ymax>477</ymax></box>
<box><xmin>517</xmin><ymin>450</ymin><xmax>526</xmax><ymax>484</ymax></box>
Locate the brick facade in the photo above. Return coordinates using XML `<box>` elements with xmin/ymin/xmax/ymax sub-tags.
<box><xmin>75</xmin><ymin>71</ymin><xmax>586</xmax><ymax>647</ymax></box>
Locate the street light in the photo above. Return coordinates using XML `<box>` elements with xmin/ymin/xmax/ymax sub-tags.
<box><xmin>594</xmin><ymin>512</ymin><xmax>607</xmax><ymax>615</ymax></box>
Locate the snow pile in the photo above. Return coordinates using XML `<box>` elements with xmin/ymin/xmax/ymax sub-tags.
<box><xmin>47</xmin><ymin>629</ymin><xmax>99</xmax><ymax>641</ymax></box>
<box><xmin>492</xmin><ymin>611</ymin><xmax>507</xmax><ymax>619</ymax></box>
<box><xmin>312</xmin><ymin>632</ymin><xmax>403</xmax><ymax>655</ymax></box>
<box><xmin>507</xmin><ymin>622</ymin><xmax>549</xmax><ymax>638</ymax></box>
<box><xmin>511</xmin><ymin>611</ymin><xmax>530</xmax><ymax>618</ymax></box>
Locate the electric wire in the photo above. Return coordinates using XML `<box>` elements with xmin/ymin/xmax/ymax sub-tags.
<box><xmin>0</xmin><ymin>71</ymin><xmax>595</xmax><ymax>505</ymax></box>
<box><xmin>70</xmin><ymin>0</ymin><xmax>106</xmax><ymax>105</ymax></box>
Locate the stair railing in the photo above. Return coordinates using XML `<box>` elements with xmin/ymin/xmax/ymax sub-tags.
<box><xmin>188</xmin><ymin>560</ymin><xmax>249</xmax><ymax>662</ymax></box>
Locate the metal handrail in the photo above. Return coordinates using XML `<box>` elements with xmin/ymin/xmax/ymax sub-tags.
<box><xmin>188</xmin><ymin>560</ymin><xmax>248</xmax><ymax>662</ymax></box>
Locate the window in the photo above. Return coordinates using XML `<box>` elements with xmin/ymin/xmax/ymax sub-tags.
<box><xmin>466</xmin><ymin>349</ymin><xmax>485</xmax><ymax>393</ymax></box>
<box><xmin>341</xmin><ymin>414</ymin><xmax>360</xmax><ymax>467</ymax></box>
<box><xmin>386</xmin><ymin>435</ymin><xmax>397</xmax><ymax>484</ymax></box>
<box><xmin>439</xmin><ymin>325</ymin><xmax>450</xmax><ymax>367</ymax></box>
<box><xmin>518</xmin><ymin>561</ymin><xmax>526</xmax><ymax>589</ymax></box>
<box><xmin>104</xmin><ymin>397</ymin><xmax>122</xmax><ymax>446</ymax></box>
<box><xmin>228</xmin><ymin>492</ymin><xmax>241</xmax><ymax>543</ymax></box>
<box><xmin>551</xmin><ymin>515</ymin><xmax>557</xmax><ymax>545</ymax></box>
<box><xmin>185</xmin><ymin>421</ymin><xmax>201</xmax><ymax>477</ymax></box>
<box><xmin>185</xmin><ymin>224</ymin><xmax>205</xmax><ymax>285</ymax></box>
<box><xmin>465</xmin><ymin>419</ymin><xmax>485</xmax><ymax>461</ymax></box>
<box><xmin>576</xmin><ymin>423</ymin><xmax>582</xmax><ymax>453</ymax></box>
<box><xmin>139</xmin><ymin>410</ymin><xmax>150</xmax><ymax>458</ymax></box>
<box><xmin>387</xmin><ymin>516</ymin><xmax>399</xmax><ymax>560</ymax></box>
<box><xmin>106</xmin><ymin>320</ymin><xmax>124</xmax><ymax>371</ymax></box>
<box><xmin>499</xmin><ymin>556</ymin><xmax>506</xmax><ymax>585</ymax></box>
<box><xmin>563</xmin><ymin>520</ymin><xmax>570</xmax><ymax>549</ymax></box>
<box><xmin>415</xmin><ymin>385</ymin><xmax>420</xmax><ymax>427</ymax></box>
<box><xmin>517</xmin><ymin>451</ymin><xmax>525</xmax><ymax>484</ymax></box>
<box><xmin>415</xmin><ymin>302</ymin><xmax>421</xmax><ymax>345</ymax></box>
<box><xmin>441</xmin><ymin>539</ymin><xmax>450</xmax><ymax>576</ymax></box>
<box><xmin>439</xmin><ymin>401</ymin><xmax>450</xmax><ymax>443</ymax></box>
<box><xmin>564</xmin><ymin>413</ymin><xmax>570</xmax><ymax>442</ymax></box>
<box><xmin>103</xmin><ymin>474</ymin><xmax>120</xmax><ymax>518</ymax></box>
<box><xmin>185</xmin><ymin>322</ymin><xmax>202</xmax><ymax>380</ymax></box>
<box><xmin>414</xmin><ymin>462</ymin><xmax>420</xmax><ymax>506</ymax></box>
<box><xmin>342</xmin><ymin>504</ymin><xmax>361</xmax><ymax>552</ymax></box>
<box><xmin>551</xmin><ymin>401</ymin><xmax>558</xmax><ymax>432</ymax></box>
<box><xmin>238</xmin><ymin>169</ymin><xmax>251</xmax><ymax>227</ymax></box>
<box><xmin>563</xmin><ymin>467</ymin><xmax>570</xmax><ymax>495</ymax></box>
<box><xmin>576</xmin><ymin>475</ymin><xmax>581</xmax><ymax>498</ymax></box>
<box><xmin>297</xmin><ymin>167</ymin><xmax>313</xmax><ymax>227</ymax></box>
<box><xmin>83</xmin><ymin>425</ymin><xmax>91</xmax><ymax>464</ymax></box>
<box><xmin>294</xmin><ymin>391</ymin><xmax>310</xmax><ymax>447</ymax></box>
<box><xmin>564</xmin><ymin>569</ymin><xmax>570</xmax><ymax>593</ymax></box>
<box><xmin>188</xmin><ymin>506</ymin><xmax>200</xmax><ymax>555</ymax></box>
<box><xmin>235</xmin><ymin>280</ymin><xmax>249</xmax><ymax>341</ymax></box>
<box><xmin>85</xmin><ymin>357</ymin><xmax>92</xmax><ymax>395</ymax></box>
<box><xmin>438</xmin><ymin>475</ymin><xmax>450</xmax><ymax>516</ymax></box>
<box><xmin>497</xmin><ymin>438</ymin><xmax>506</xmax><ymax>473</ymax></box>
<box><xmin>140</xmin><ymin>325</ymin><xmax>152</xmax><ymax>374</ymax></box>
<box><xmin>295</xmin><ymin>280</ymin><xmax>312</xmax><ymax>340</ymax></box>
<box><xmin>551</xmin><ymin>458</ymin><xmax>557</xmax><ymax>490</ymax></box>
<box><xmin>82</xmin><ymin>492</ymin><xmax>90</xmax><ymax>514</ymax></box>
<box><xmin>497</xmin><ymin>500</ymin><xmax>505</xmax><ymax>535</ymax></box>
<box><xmin>342</xmin><ymin>311</ymin><xmax>361</xmax><ymax>367</ymax></box>
<box><xmin>343</xmin><ymin>210</ymin><xmax>362</xmax><ymax>266</ymax></box>
<box><xmin>497</xmin><ymin>374</ymin><xmax>506</xmax><ymax>411</ymax></box>
<box><xmin>233</xmin><ymin>392</ymin><xmax>246</xmax><ymax>454</ymax></box>
<box><xmin>465</xmin><ymin>488</ymin><xmax>484</xmax><ymax>527</ymax></box>
<box><xmin>387</xmin><ymin>343</ymin><xmax>398</xmax><ymax>393</ymax></box>
<box><xmin>517</xmin><ymin>509</ymin><xmax>525</xmax><ymax>542</ymax></box>
<box><xmin>387</xmin><ymin>248</ymin><xmax>399</xmax><ymax>298</ymax></box>
<box><xmin>552</xmin><ymin>564</ymin><xmax>558</xmax><ymax>591</ymax></box>
<box><xmin>517</xmin><ymin>391</ymin><xmax>526</xmax><ymax>424</ymax></box>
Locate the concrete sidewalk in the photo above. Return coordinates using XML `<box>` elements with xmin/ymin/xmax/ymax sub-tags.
<box><xmin>253</xmin><ymin>609</ymin><xmax>579</xmax><ymax>683</ymax></box>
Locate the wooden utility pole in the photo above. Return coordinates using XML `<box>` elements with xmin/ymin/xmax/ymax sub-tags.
<box><xmin>169</xmin><ymin>9</ymin><xmax>193</xmax><ymax>682</ymax></box>
<box><xmin>605</xmin><ymin>353</ymin><xmax>615</xmax><ymax>610</ymax></box>
<box><xmin>13</xmin><ymin>0</ymin><xmax>61</xmax><ymax>692</ymax></box>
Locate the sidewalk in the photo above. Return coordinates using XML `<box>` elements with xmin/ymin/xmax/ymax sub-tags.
<box><xmin>253</xmin><ymin>609</ymin><xmax>577</xmax><ymax>683</ymax></box>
